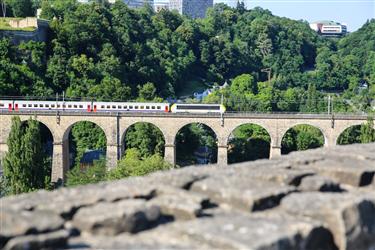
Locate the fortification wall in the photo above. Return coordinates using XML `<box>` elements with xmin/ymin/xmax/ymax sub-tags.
<box><xmin>0</xmin><ymin>18</ymin><xmax>49</xmax><ymax>44</ymax></box>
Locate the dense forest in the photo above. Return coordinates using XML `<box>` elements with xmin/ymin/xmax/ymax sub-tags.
<box><xmin>1</xmin><ymin>0</ymin><xmax>374</xmax><ymax>193</ymax></box>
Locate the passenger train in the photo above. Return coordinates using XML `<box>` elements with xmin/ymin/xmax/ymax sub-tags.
<box><xmin>0</xmin><ymin>100</ymin><xmax>226</xmax><ymax>114</ymax></box>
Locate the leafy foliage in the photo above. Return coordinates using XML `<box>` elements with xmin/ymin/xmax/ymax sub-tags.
<box><xmin>70</xmin><ymin>121</ymin><xmax>106</xmax><ymax>168</ymax></box>
<box><xmin>66</xmin><ymin>148</ymin><xmax>172</xmax><ymax>187</ymax></box>
<box><xmin>107</xmin><ymin>148</ymin><xmax>172</xmax><ymax>180</ymax></box>
<box><xmin>228</xmin><ymin>124</ymin><xmax>271</xmax><ymax>164</ymax></box>
<box><xmin>124</xmin><ymin>122</ymin><xmax>165</xmax><ymax>158</ymax></box>
<box><xmin>2</xmin><ymin>117</ymin><xmax>51</xmax><ymax>195</ymax></box>
<box><xmin>175</xmin><ymin>123</ymin><xmax>217</xmax><ymax>166</ymax></box>
<box><xmin>337</xmin><ymin>118</ymin><xmax>375</xmax><ymax>145</ymax></box>
<box><xmin>281</xmin><ymin>125</ymin><xmax>324</xmax><ymax>154</ymax></box>
<box><xmin>66</xmin><ymin>158</ymin><xmax>107</xmax><ymax>187</ymax></box>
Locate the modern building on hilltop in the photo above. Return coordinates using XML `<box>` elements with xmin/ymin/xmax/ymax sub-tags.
<box><xmin>168</xmin><ymin>0</ymin><xmax>213</xmax><ymax>18</ymax></box>
<box><xmin>309</xmin><ymin>20</ymin><xmax>347</xmax><ymax>37</ymax></box>
<box><xmin>123</xmin><ymin>0</ymin><xmax>154</xmax><ymax>8</ymax></box>
<box><xmin>154</xmin><ymin>0</ymin><xmax>169</xmax><ymax>11</ymax></box>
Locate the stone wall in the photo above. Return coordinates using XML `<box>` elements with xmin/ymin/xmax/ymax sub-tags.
<box><xmin>1</xmin><ymin>143</ymin><xmax>375</xmax><ymax>250</ymax></box>
<box><xmin>8</xmin><ymin>17</ymin><xmax>38</xmax><ymax>29</ymax></box>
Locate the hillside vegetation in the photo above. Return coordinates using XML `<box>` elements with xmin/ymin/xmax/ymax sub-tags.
<box><xmin>0</xmin><ymin>1</ymin><xmax>373</xmax><ymax>114</ymax></box>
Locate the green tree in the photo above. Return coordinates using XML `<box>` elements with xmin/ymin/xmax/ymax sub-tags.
<box><xmin>175</xmin><ymin>123</ymin><xmax>218</xmax><ymax>166</ymax></box>
<box><xmin>22</xmin><ymin>118</ymin><xmax>50</xmax><ymax>189</ymax></box>
<box><xmin>3</xmin><ymin>117</ymin><xmax>27</xmax><ymax>195</ymax></box>
<box><xmin>3</xmin><ymin>117</ymin><xmax>50</xmax><ymax>195</ymax></box>
<box><xmin>124</xmin><ymin>123</ymin><xmax>165</xmax><ymax>158</ymax></box>
<box><xmin>360</xmin><ymin>118</ymin><xmax>375</xmax><ymax>143</ymax></box>
<box><xmin>8</xmin><ymin>0</ymin><xmax>34</xmax><ymax>17</ymax></box>
<box><xmin>281</xmin><ymin>125</ymin><xmax>324</xmax><ymax>154</ymax></box>
<box><xmin>70</xmin><ymin>122</ymin><xmax>106</xmax><ymax>168</ymax></box>
<box><xmin>228</xmin><ymin>124</ymin><xmax>271</xmax><ymax>164</ymax></box>
<box><xmin>137</xmin><ymin>82</ymin><xmax>158</xmax><ymax>101</ymax></box>
<box><xmin>230</xmin><ymin>74</ymin><xmax>257</xmax><ymax>94</ymax></box>
<box><xmin>66</xmin><ymin>158</ymin><xmax>107</xmax><ymax>187</ymax></box>
<box><xmin>107</xmin><ymin>148</ymin><xmax>172</xmax><ymax>180</ymax></box>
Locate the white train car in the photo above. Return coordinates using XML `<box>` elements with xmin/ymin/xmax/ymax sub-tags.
<box><xmin>170</xmin><ymin>103</ymin><xmax>225</xmax><ymax>114</ymax></box>
<box><xmin>14</xmin><ymin>101</ymin><xmax>91</xmax><ymax>112</ymax></box>
<box><xmin>94</xmin><ymin>102</ymin><xmax>170</xmax><ymax>113</ymax></box>
<box><xmin>0</xmin><ymin>100</ymin><xmax>13</xmax><ymax>111</ymax></box>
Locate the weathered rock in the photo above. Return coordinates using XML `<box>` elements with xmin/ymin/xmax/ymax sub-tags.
<box><xmin>230</xmin><ymin>165</ymin><xmax>315</xmax><ymax>186</ymax></box>
<box><xmin>292</xmin><ymin>157</ymin><xmax>375</xmax><ymax>187</ymax></box>
<box><xmin>146</xmin><ymin>167</ymin><xmax>214</xmax><ymax>189</ymax></box>
<box><xmin>72</xmin><ymin>199</ymin><xmax>161</xmax><ymax>235</ymax></box>
<box><xmin>280</xmin><ymin>191</ymin><xmax>375</xmax><ymax>250</ymax></box>
<box><xmin>0</xmin><ymin>209</ymin><xmax>64</xmax><ymax>248</ymax></box>
<box><xmin>68</xmin><ymin>232</ymin><xmax>211</xmax><ymax>250</ymax></box>
<box><xmin>1</xmin><ymin>143</ymin><xmax>375</xmax><ymax>250</ymax></box>
<box><xmin>191</xmin><ymin>175</ymin><xmax>296</xmax><ymax>211</ymax></box>
<box><xmin>146</xmin><ymin>213</ymin><xmax>337</xmax><ymax>250</ymax></box>
<box><xmin>4</xmin><ymin>230</ymin><xmax>69</xmax><ymax>250</ymax></box>
<box><xmin>149</xmin><ymin>186</ymin><xmax>211</xmax><ymax>220</ymax></box>
<box><xmin>298</xmin><ymin>175</ymin><xmax>344</xmax><ymax>192</ymax></box>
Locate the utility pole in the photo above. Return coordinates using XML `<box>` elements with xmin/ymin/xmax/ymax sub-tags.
<box><xmin>261</xmin><ymin>68</ymin><xmax>271</xmax><ymax>86</ymax></box>
<box><xmin>327</xmin><ymin>95</ymin><xmax>331</xmax><ymax>115</ymax></box>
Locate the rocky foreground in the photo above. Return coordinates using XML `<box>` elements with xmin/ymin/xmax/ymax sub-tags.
<box><xmin>1</xmin><ymin>144</ymin><xmax>375</xmax><ymax>250</ymax></box>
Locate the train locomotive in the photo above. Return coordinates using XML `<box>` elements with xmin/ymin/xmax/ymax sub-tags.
<box><xmin>0</xmin><ymin>100</ymin><xmax>226</xmax><ymax>114</ymax></box>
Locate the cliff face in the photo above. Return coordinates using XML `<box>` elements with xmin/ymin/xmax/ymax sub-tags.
<box><xmin>1</xmin><ymin>143</ymin><xmax>375</xmax><ymax>250</ymax></box>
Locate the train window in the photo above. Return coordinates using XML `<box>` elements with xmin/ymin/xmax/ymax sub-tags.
<box><xmin>140</xmin><ymin>106</ymin><xmax>144</xmax><ymax>109</ymax></box>
<box><xmin>106</xmin><ymin>105</ymin><xmax>110</xmax><ymax>109</ymax></box>
<box><xmin>151</xmin><ymin>106</ymin><xmax>155</xmax><ymax>109</ymax></box>
<box><xmin>118</xmin><ymin>105</ymin><xmax>121</xmax><ymax>109</ymax></box>
<box><xmin>63</xmin><ymin>105</ymin><xmax>66</xmax><ymax>108</ymax></box>
<box><xmin>46</xmin><ymin>104</ymin><xmax>50</xmax><ymax>108</ymax></box>
<box><xmin>101</xmin><ymin>105</ymin><xmax>105</xmax><ymax>108</ymax></box>
<box><xmin>0</xmin><ymin>104</ymin><xmax>4</xmax><ymax>107</ymax></box>
<box><xmin>57</xmin><ymin>104</ymin><xmax>60</xmax><ymax>108</ymax></box>
<box><xmin>124</xmin><ymin>105</ymin><xmax>127</xmax><ymax>109</ymax></box>
<box><xmin>112</xmin><ymin>105</ymin><xmax>116</xmax><ymax>109</ymax></box>
<box><xmin>34</xmin><ymin>104</ymin><xmax>37</xmax><ymax>107</ymax></box>
<box><xmin>28</xmin><ymin>104</ymin><xmax>32</xmax><ymax>107</ymax></box>
<box><xmin>22</xmin><ymin>104</ymin><xmax>26</xmax><ymax>107</ymax></box>
<box><xmin>39</xmin><ymin>104</ymin><xmax>43</xmax><ymax>107</ymax></box>
<box><xmin>135</xmin><ymin>106</ymin><xmax>139</xmax><ymax>109</ymax></box>
<box><xmin>129</xmin><ymin>106</ymin><xmax>133</xmax><ymax>109</ymax></box>
<box><xmin>73</xmin><ymin>105</ymin><xmax>77</xmax><ymax>108</ymax></box>
<box><xmin>146</xmin><ymin>106</ymin><xmax>150</xmax><ymax>109</ymax></box>
<box><xmin>68</xmin><ymin>105</ymin><xmax>72</xmax><ymax>108</ymax></box>
<box><xmin>79</xmin><ymin>105</ymin><xmax>83</xmax><ymax>108</ymax></box>
<box><xmin>157</xmin><ymin>106</ymin><xmax>161</xmax><ymax>109</ymax></box>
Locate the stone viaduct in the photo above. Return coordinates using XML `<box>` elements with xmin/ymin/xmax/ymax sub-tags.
<box><xmin>0</xmin><ymin>111</ymin><xmax>372</xmax><ymax>183</ymax></box>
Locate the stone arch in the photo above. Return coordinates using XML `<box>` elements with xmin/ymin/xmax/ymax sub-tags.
<box><xmin>62</xmin><ymin>120</ymin><xmax>108</xmax><ymax>170</ymax></box>
<box><xmin>120</xmin><ymin>121</ymin><xmax>166</xmax><ymax>157</ymax></box>
<box><xmin>174</xmin><ymin>122</ymin><xmax>219</xmax><ymax>167</ymax></box>
<box><xmin>227</xmin><ymin>123</ymin><xmax>271</xmax><ymax>164</ymax></box>
<box><xmin>280</xmin><ymin>123</ymin><xmax>325</xmax><ymax>155</ymax></box>
<box><xmin>336</xmin><ymin>122</ymin><xmax>375</xmax><ymax>145</ymax></box>
<box><xmin>174</xmin><ymin>122</ymin><xmax>220</xmax><ymax>144</ymax></box>
<box><xmin>281</xmin><ymin>123</ymin><xmax>328</xmax><ymax>147</ymax></box>
<box><xmin>62</xmin><ymin>119</ymin><xmax>109</xmax><ymax>143</ymax></box>
<box><xmin>19</xmin><ymin>117</ymin><xmax>56</xmax><ymax>143</ymax></box>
